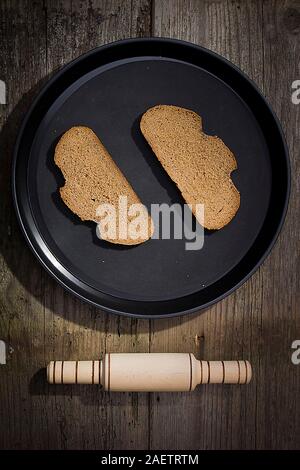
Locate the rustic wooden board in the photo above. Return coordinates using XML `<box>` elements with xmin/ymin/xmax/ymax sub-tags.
<box><xmin>0</xmin><ymin>0</ymin><xmax>299</xmax><ymax>450</ymax></box>
<box><xmin>0</xmin><ymin>0</ymin><xmax>152</xmax><ymax>450</ymax></box>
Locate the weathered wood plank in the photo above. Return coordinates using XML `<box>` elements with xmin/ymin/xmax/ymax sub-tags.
<box><xmin>258</xmin><ymin>0</ymin><xmax>300</xmax><ymax>449</ymax></box>
<box><xmin>0</xmin><ymin>0</ymin><xmax>152</xmax><ymax>450</ymax></box>
<box><xmin>43</xmin><ymin>0</ymin><xmax>152</xmax><ymax>451</ymax></box>
<box><xmin>0</xmin><ymin>0</ymin><xmax>49</xmax><ymax>450</ymax></box>
<box><xmin>151</xmin><ymin>0</ymin><xmax>300</xmax><ymax>450</ymax></box>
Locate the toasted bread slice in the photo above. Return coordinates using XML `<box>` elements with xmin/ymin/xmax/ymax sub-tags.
<box><xmin>140</xmin><ymin>105</ymin><xmax>240</xmax><ymax>230</ymax></box>
<box><xmin>54</xmin><ymin>126</ymin><xmax>153</xmax><ymax>245</ymax></box>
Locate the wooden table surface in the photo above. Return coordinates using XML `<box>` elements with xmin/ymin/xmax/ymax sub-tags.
<box><xmin>0</xmin><ymin>0</ymin><xmax>299</xmax><ymax>450</ymax></box>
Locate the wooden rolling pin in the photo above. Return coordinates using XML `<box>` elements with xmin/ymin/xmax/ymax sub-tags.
<box><xmin>47</xmin><ymin>353</ymin><xmax>252</xmax><ymax>392</ymax></box>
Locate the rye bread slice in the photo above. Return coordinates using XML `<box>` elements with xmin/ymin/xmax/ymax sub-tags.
<box><xmin>54</xmin><ymin>126</ymin><xmax>153</xmax><ymax>245</ymax></box>
<box><xmin>140</xmin><ymin>105</ymin><xmax>240</xmax><ymax>230</ymax></box>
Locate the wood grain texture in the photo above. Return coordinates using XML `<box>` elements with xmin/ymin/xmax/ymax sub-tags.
<box><xmin>0</xmin><ymin>0</ymin><xmax>299</xmax><ymax>450</ymax></box>
<box><xmin>0</xmin><ymin>0</ymin><xmax>152</xmax><ymax>450</ymax></box>
<box><xmin>151</xmin><ymin>0</ymin><xmax>300</xmax><ymax>450</ymax></box>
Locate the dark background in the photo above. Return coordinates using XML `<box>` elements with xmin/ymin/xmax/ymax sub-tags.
<box><xmin>0</xmin><ymin>0</ymin><xmax>299</xmax><ymax>450</ymax></box>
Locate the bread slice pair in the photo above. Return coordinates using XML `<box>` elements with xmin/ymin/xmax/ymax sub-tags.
<box><xmin>55</xmin><ymin>106</ymin><xmax>239</xmax><ymax>245</ymax></box>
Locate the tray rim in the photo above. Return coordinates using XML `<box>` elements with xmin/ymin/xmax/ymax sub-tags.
<box><xmin>12</xmin><ymin>37</ymin><xmax>291</xmax><ymax>319</ymax></box>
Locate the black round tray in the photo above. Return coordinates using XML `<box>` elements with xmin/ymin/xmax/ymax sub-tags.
<box><xmin>13</xmin><ymin>38</ymin><xmax>290</xmax><ymax>318</ymax></box>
